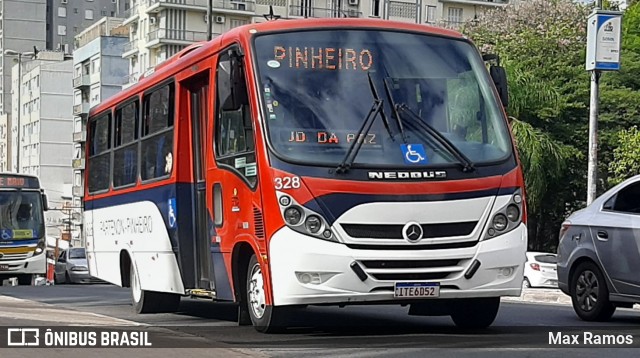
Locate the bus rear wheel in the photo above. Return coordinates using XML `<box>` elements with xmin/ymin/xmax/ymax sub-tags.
<box><xmin>130</xmin><ymin>261</ymin><xmax>180</xmax><ymax>314</ymax></box>
<box><xmin>246</xmin><ymin>254</ymin><xmax>290</xmax><ymax>333</ymax></box>
<box><xmin>450</xmin><ymin>297</ymin><xmax>500</xmax><ymax>329</ymax></box>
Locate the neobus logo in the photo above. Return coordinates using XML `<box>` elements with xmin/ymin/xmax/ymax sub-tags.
<box><xmin>367</xmin><ymin>171</ymin><xmax>447</xmax><ymax>180</ymax></box>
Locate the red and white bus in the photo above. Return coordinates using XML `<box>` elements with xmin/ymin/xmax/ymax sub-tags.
<box><xmin>85</xmin><ymin>18</ymin><xmax>526</xmax><ymax>332</ymax></box>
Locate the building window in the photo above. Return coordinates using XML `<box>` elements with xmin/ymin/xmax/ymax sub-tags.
<box><xmin>447</xmin><ymin>7</ymin><xmax>463</xmax><ymax>25</ymax></box>
<box><xmin>74</xmin><ymin>8</ymin><xmax>78</xmax><ymax>14</ymax></box>
<box><xmin>371</xmin><ymin>0</ymin><xmax>380</xmax><ymax>17</ymax></box>
<box><xmin>85</xmin><ymin>9</ymin><xmax>94</xmax><ymax>20</ymax></box>
<box><xmin>230</xmin><ymin>19</ymin><xmax>249</xmax><ymax>28</ymax></box>
<box><xmin>58</xmin><ymin>25</ymin><xmax>67</xmax><ymax>36</ymax></box>
<box><xmin>101</xmin><ymin>10</ymin><xmax>107</xmax><ymax>16</ymax></box>
<box><xmin>58</xmin><ymin>7</ymin><xmax>67</xmax><ymax>17</ymax></box>
<box><xmin>426</xmin><ymin>5</ymin><xmax>436</xmax><ymax>24</ymax></box>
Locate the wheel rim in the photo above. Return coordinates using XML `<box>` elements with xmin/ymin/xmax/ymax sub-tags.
<box><xmin>248</xmin><ymin>262</ymin><xmax>266</xmax><ymax>319</ymax></box>
<box><xmin>576</xmin><ymin>269</ymin><xmax>599</xmax><ymax>312</ymax></box>
<box><xmin>131</xmin><ymin>265</ymin><xmax>142</xmax><ymax>303</ymax></box>
<box><xmin>523</xmin><ymin>279</ymin><xmax>530</xmax><ymax>289</ymax></box>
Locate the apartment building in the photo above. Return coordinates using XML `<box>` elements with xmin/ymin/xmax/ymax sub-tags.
<box><xmin>121</xmin><ymin>0</ymin><xmax>256</xmax><ymax>86</ymax></box>
<box><xmin>9</xmin><ymin>51</ymin><xmax>74</xmax><ymax>238</ymax></box>
<box><xmin>0</xmin><ymin>113</ymin><xmax>8</xmax><ymax>171</ymax></box>
<box><xmin>72</xmin><ymin>17</ymin><xmax>129</xmax><ymax>246</ymax></box>
<box><xmin>0</xmin><ymin>0</ymin><xmax>47</xmax><ymax>115</ymax></box>
<box><xmin>46</xmin><ymin>0</ymin><xmax>128</xmax><ymax>53</ymax></box>
<box><xmin>120</xmin><ymin>0</ymin><xmax>507</xmax><ymax>86</ymax></box>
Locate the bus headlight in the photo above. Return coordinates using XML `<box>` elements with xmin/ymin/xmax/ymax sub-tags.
<box><xmin>484</xmin><ymin>189</ymin><xmax>524</xmax><ymax>240</ymax></box>
<box><xmin>276</xmin><ymin>192</ymin><xmax>338</xmax><ymax>242</ymax></box>
<box><xmin>34</xmin><ymin>239</ymin><xmax>46</xmax><ymax>255</ymax></box>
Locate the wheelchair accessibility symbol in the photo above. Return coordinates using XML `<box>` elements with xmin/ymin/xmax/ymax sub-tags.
<box><xmin>168</xmin><ymin>198</ymin><xmax>177</xmax><ymax>229</ymax></box>
<box><xmin>1</xmin><ymin>230</ymin><xmax>13</xmax><ymax>240</ymax></box>
<box><xmin>401</xmin><ymin>144</ymin><xmax>428</xmax><ymax>165</ymax></box>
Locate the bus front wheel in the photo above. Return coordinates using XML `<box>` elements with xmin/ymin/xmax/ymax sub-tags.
<box><xmin>450</xmin><ymin>297</ymin><xmax>500</xmax><ymax>329</ymax></box>
<box><xmin>246</xmin><ymin>254</ymin><xmax>289</xmax><ymax>333</ymax></box>
<box><xmin>130</xmin><ymin>261</ymin><xmax>180</xmax><ymax>314</ymax></box>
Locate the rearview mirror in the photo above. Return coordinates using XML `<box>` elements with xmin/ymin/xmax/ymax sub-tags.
<box><xmin>42</xmin><ymin>193</ymin><xmax>49</xmax><ymax>211</ymax></box>
<box><xmin>483</xmin><ymin>53</ymin><xmax>509</xmax><ymax>108</ymax></box>
<box><xmin>490</xmin><ymin>65</ymin><xmax>509</xmax><ymax>108</ymax></box>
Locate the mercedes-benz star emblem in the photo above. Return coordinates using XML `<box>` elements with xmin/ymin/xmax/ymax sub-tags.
<box><xmin>402</xmin><ymin>222</ymin><xmax>424</xmax><ymax>243</ymax></box>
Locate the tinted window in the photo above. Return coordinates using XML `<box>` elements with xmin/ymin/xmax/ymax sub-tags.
<box><xmin>88</xmin><ymin>113</ymin><xmax>112</xmax><ymax>192</ymax></box>
<box><xmin>612</xmin><ymin>182</ymin><xmax>640</xmax><ymax>214</ymax></box>
<box><xmin>113</xmin><ymin>101</ymin><xmax>139</xmax><ymax>187</ymax></box>
<box><xmin>69</xmin><ymin>248</ymin><xmax>86</xmax><ymax>259</ymax></box>
<box><xmin>141</xmin><ymin>83</ymin><xmax>174</xmax><ymax>181</ymax></box>
<box><xmin>254</xmin><ymin>30</ymin><xmax>512</xmax><ymax>167</ymax></box>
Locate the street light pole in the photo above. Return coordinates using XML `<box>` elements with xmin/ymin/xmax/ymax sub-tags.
<box><xmin>4</xmin><ymin>50</ymin><xmax>35</xmax><ymax>174</ymax></box>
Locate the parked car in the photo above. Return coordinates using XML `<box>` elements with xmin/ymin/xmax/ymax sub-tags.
<box><xmin>54</xmin><ymin>248</ymin><xmax>99</xmax><ymax>284</ymax></box>
<box><xmin>557</xmin><ymin>174</ymin><xmax>640</xmax><ymax>321</ymax></box>
<box><xmin>523</xmin><ymin>251</ymin><xmax>558</xmax><ymax>288</ymax></box>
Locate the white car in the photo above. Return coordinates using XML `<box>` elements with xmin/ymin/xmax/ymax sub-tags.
<box><xmin>523</xmin><ymin>251</ymin><xmax>558</xmax><ymax>288</ymax></box>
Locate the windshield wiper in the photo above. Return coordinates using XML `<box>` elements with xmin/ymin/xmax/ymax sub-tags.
<box><xmin>395</xmin><ymin>103</ymin><xmax>476</xmax><ymax>173</ymax></box>
<box><xmin>383</xmin><ymin>78</ymin><xmax>407</xmax><ymax>144</ymax></box>
<box><xmin>335</xmin><ymin>73</ymin><xmax>393</xmax><ymax>174</ymax></box>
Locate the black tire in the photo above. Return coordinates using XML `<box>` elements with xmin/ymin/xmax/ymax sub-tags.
<box><xmin>130</xmin><ymin>261</ymin><xmax>180</xmax><ymax>314</ymax></box>
<box><xmin>523</xmin><ymin>278</ymin><xmax>531</xmax><ymax>289</ymax></box>
<box><xmin>17</xmin><ymin>274</ymin><xmax>33</xmax><ymax>286</ymax></box>
<box><xmin>246</xmin><ymin>254</ymin><xmax>289</xmax><ymax>333</ymax></box>
<box><xmin>450</xmin><ymin>297</ymin><xmax>500</xmax><ymax>329</ymax></box>
<box><xmin>570</xmin><ymin>261</ymin><xmax>615</xmax><ymax>321</ymax></box>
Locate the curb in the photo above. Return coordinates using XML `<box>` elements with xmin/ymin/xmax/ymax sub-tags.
<box><xmin>502</xmin><ymin>288</ymin><xmax>640</xmax><ymax>310</ymax></box>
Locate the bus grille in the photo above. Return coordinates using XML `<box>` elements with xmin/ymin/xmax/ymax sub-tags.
<box><xmin>0</xmin><ymin>253</ymin><xmax>31</xmax><ymax>261</ymax></box>
<box><xmin>341</xmin><ymin>222</ymin><xmax>477</xmax><ymax>239</ymax></box>
<box><xmin>358</xmin><ymin>259</ymin><xmax>464</xmax><ymax>281</ymax></box>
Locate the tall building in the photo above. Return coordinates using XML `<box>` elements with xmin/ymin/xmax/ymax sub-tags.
<box><xmin>0</xmin><ymin>0</ymin><xmax>47</xmax><ymax>114</ymax></box>
<box><xmin>0</xmin><ymin>113</ymin><xmax>9</xmax><ymax>171</ymax></box>
<box><xmin>72</xmin><ymin>17</ymin><xmax>129</xmax><ymax>247</ymax></box>
<box><xmin>46</xmin><ymin>0</ymin><xmax>128</xmax><ymax>53</ymax></box>
<box><xmin>120</xmin><ymin>0</ymin><xmax>508</xmax><ymax>86</ymax></box>
<box><xmin>10</xmin><ymin>51</ymin><xmax>74</xmax><ymax>238</ymax></box>
<box><xmin>121</xmin><ymin>0</ymin><xmax>254</xmax><ymax>86</ymax></box>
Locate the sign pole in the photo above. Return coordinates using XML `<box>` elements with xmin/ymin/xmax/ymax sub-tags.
<box><xmin>587</xmin><ymin>70</ymin><xmax>600</xmax><ymax>205</ymax></box>
<box><xmin>585</xmin><ymin>4</ymin><xmax>622</xmax><ymax>205</ymax></box>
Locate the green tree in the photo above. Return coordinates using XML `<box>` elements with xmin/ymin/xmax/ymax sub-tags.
<box><xmin>608</xmin><ymin>127</ymin><xmax>640</xmax><ymax>185</ymax></box>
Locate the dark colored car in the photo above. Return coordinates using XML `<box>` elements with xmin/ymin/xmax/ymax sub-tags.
<box><xmin>557</xmin><ymin>175</ymin><xmax>640</xmax><ymax>321</ymax></box>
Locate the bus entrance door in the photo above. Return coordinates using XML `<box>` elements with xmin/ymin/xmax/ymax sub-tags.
<box><xmin>185</xmin><ymin>74</ymin><xmax>215</xmax><ymax>294</ymax></box>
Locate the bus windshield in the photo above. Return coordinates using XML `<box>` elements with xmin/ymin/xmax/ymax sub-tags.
<box><xmin>253</xmin><ymin>30</ymin><xmax>513</xmax><ymax>168</ymax></box>
<box><xmin>0</xmin><ymin>190</ymin><xmax>45</xmax><ymax>239</ymax></box>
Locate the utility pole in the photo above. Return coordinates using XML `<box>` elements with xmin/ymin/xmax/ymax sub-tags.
<box><xmin>585</xmin><ymin>1</ymin><xmax>622</xmax><ymax>205</ymax></box>
<box><xmin>207</xmin><ymin>0</ymin><xmax>213</xmax><ymax>41</ymax></box>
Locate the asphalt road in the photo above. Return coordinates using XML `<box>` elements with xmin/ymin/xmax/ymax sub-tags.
<box><xmin>2</xmin><ymin>284</ymin><xmax>640</xmax><ymax>357</ymax></box>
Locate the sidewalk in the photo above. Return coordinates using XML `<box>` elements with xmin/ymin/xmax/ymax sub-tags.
<box><xmin>503</xmin><ymin>288</ymin><xmax>640</xmax><ymax>310</ymax></box>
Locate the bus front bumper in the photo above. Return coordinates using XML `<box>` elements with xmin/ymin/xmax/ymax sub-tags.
<box><xmin>0</xmin><ymin>253</ymin><xmax>46</xmax><ymax>277</ymax></box>
<box><xmin>269</xmin><ymin>224</ymin><xmax>527</xmax><ymax>306</ymax></box>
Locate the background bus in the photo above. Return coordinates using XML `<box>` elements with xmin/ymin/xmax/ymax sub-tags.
<box><xmin>0</xmin><ymin>173</ymin><xmax>48</xmax><ymax>285</ymax></box>
<box><xmin>85</xmin><ymin>18</ymin><xmax>526</xmax><ymax>333</ymax></box>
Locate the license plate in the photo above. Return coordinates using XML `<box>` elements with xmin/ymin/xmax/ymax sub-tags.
<box><xmin>0</xmin><ymin>264</ymin><xmax>9</xmax><ymax>271</ymax></box>
<box><xmin>394</xmin><ymin>282</ymin><xmax>440</xmax><ymax>298</ymax></box>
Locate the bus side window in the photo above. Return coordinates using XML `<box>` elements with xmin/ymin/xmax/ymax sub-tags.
<box><xmin>141</xmin><ymin>84</ymin><xmax>175</xmax><ymax>181</ymax></box>
<box><xmin>87</xmin><ymin>112</ymin><xmax>112</xmax><ymax>193</ymax></box>
<box><xmin>215</xmin><ymin>48</ymin><xmax>256</xmax><ymax>186</ymax></box>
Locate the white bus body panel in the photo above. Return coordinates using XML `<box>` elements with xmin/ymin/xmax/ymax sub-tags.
<box><xmin>86</xmin><ymin>201</ymin><xmax>185</xmax><ymax>294</ymax></box>
<box><xmin>269</xmin><ymin>195</ymin><xmax>527</xmax><ymax>306</ymax></box>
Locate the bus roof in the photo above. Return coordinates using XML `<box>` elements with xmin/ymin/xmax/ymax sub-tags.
<box><xmin>90</xmin><ymin>18</ymin><xmax>465</xmax><ymax>116</ymax></box>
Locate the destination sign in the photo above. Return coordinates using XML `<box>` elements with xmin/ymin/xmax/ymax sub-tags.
<box><xmin>273</xmin><ymin>46</ymin><xmax>373</xmax><ymax>71</ymax></box>
<box><xmin>279</xmin><ymin>130</ymin><xmax>382</xmax><ymax>148</ymax></box>
<box><xmin>0</xmin><ymin>174</ymin><xmax>40</xmax><ymax>189</ymax></box>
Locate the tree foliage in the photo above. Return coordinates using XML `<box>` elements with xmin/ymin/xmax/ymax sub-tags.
<box><xmin>462</xmin><ymin>0</ymin><xmax>640</xmax><ymax>251</ymax></box>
